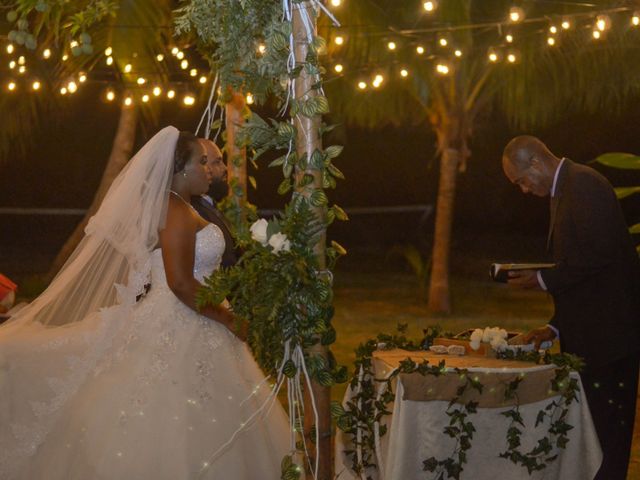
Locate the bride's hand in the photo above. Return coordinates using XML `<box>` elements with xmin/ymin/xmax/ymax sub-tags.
<box><xmin>218</xmin><ymin>308</ymin><xmax>247</xmax><ymax>342</ymax></box>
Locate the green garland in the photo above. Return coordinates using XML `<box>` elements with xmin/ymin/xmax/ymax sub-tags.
<box><xmin>333</xmin><ymin>327</ymin><xmax>584</xmax><ymax>480</ymax></box>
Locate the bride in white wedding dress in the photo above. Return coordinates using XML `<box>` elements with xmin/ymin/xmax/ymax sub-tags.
<box><xmin>0</xmin><ymin>127</ymin><xmax>290</xmax><ymax>479</ymax></box>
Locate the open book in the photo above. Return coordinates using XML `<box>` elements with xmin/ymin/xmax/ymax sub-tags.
<box><xmin>490</xmin><ymin>263</ymin><xmax>555</xmax><ymax>283</ymax></box>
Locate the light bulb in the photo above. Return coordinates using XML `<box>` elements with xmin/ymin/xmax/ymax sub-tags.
<box><xmin>357</xmin><ymin>81</ymin><xmax>367</xmax><ymax>90</ymax></box>
<box><xmin>400</xmin><ymin>69</ymin><xmax>408</xmax><ymax>77</ymax></box>
<box><xmin>183</xmin><ymin>94</ymin><xmax>195</xmax><ymax>106</ymax></box>
<box><xmin>257</xmin><ymin>44</ymin><xmax>266</xmax><ymax>54</ymax></box>
<box><xmin>488</xmin><ymin>51</ymin><xmax>499</xmax><ymax>62</ymax></box>
<box><xmin>416</xmin><ymin>45</ymin><xmax>425</xmax><ymax>55</ymax></box>
<box><xmin>246</xmin><ymin>93</ymin><xmax>254</xmax><ymax>104</ymax></box>
<box><xmin>439</xmin><ymin>37</ymin><xmax>448</xmax><ymax>47</ymax></box>
<box><xmin>6</xmin><ymin>44</ymin><xmax>14</xmax><ymax>54</ymax></box>
<box><xmin>60</xmin><ymin>87</ymin><xmax>68</xmax><ymax>95</ymax></box>
<box><xmin>124</xmin><ymin>63</ymin><xmax>132</xmax><ymax>73</ymax></box>
<box><xmin>596</xmin><ymin>15</ymin><xmax>610</xmax><ymax>32</ymax></box>
<box><xmin>181</xmin><ymin>59</ymin><xmax>188</xmax><ymax>69</ymax></box>
<box><xmin>334</xmin><ymin>64</ymin><xmax>343</xmax><ymax>73</ymax></box>
<box><xmin>190</xmin><ymin>68</ymin><xmax>197</xmax><ymax>77</ymax></box>
<box><xmin>507</xmin><ymin>53</ymin><xmax>516</xmax><ymax>63</ymax></box>
<box><xmin>8</xmin><ymin>81</ymin><xmax>16</xmax><ymax>91</ymax></box>
<box><xmin>124</xmin><ymin>96</ymin><xmax>133</xmax><ymax>106</ymax></box>
<box><xmin>142</xmin><ymin>94</ymin><xmax>149</xmax><ymax>103</ymax></box>
<box><xmin>561</xmin><ymin>20</ymin><xmax>571</xmax><ymax>30</ymax></box>
<box><xmin>137</xmin><ymin>77</ymin><xmax>146</xmax><ymax>85</ymax></box>
<box><xmin>176</xmin><ymin>51</ymin><xmax>185</xmax><ymax>60</ymax></box>
<box><xmin>79</xmin><ymin>73</ymin><xmax>87</xmax><ymax>83</ymax></box>
<box><xmin>106</xmin><ymin>90</ymin><xmax>115</xmax><ymax>101</ymax></box>
<box><xmin>43</xmin><ymin>48</ymin><xmax>51</xmax><ymax>59</ymax></box>
<box><xmin>334</xmin><ymin>36</ymin><xmax>344</xmax><ymax>46</ymax></box>
<box><xmin>9</xmin><ymin>61</ymin><xmax>16</xmax><ymax>69</ymax></box>
<box><xmin>199</xmin><ymin>76</ymin><xmax>207</xmax><ymax>84</ymax></box>
<box><xmin>62</xmin><ymin>54</ymin><xmax>68</xmax><ymax>61</ymax></box>
<box><xmin>632</xmin><ymin>13</ymin><xmax>639</xmax><ymax>26</ymax></box>
<box><xmin>592</xmin><ymin>30</ymin><xmax>601</xmax><ymax>39</ymax></box>
<box><xmin>18</xmin><ymin>65</ymin><xmax>26</xmax><ymax>74</ymax></box>
<box><xmin>171</xmin><ymin>47</ymin><xmax>179</xmax><ymax>55</ymax></box>
<box><xmin>156</xmin><ymin>53</ymin><xmax>164</xmax><ymax>61</ymax></box>
<box><xmin>423</xmin><ymin>1</ymin><xmax>436</xmax><ymax>12</ymax></box>
<box><xmin>105</xmin><ymin>47</ymin><xmax>113</xmax><ymax>56</ymax></box>
<box><xmin>153</xmin><ymin>86</ymin><xmax>162</xmax><ymax>96</ymax></box>
<box><xmin>18</xmin><ymin>56</ymin><xmax>25</xmax><ymax>65</ymax></box>
<box><xmin>547</xmin><ymin>37</ymin><xmax>556</xmax><ymax>46</ymax></box>
<box><xmin>330</xmin><ymin>0</ymin><xmax>341</xmax><ymax>6</ymax></box>
<box><xmin>454</xmin><ymin>49</ymin><xmax>462</xmax><ymax>57</ymax></box>
<box><xmin>509</xmin><ymin>6</ymin><xmax>524</xmax><ymax>23</ymax></box>
<box><xmin>32</xmin><ymin>81</ymin><xmax>41</xmax><ymax>90</ymax></box>
<box><xmin>106</xmin><ymin>56</ymin><xmax>114</xmax><ymax>65</ymax></box>
<box><xmin>167</xmin><ymin>89</ymin><xmax>176</xmax><ymax>99</ymax></box>
<box><xmin>67</xmin><ymin>81</ymin><xmax>77</xmax><ymax>93</ymax></box>
<box><xmin>70</xmin><ymin>40</ymin><xmax>79</xmax><ymax>48</ymax></box>
<box><xmin>387</xmin><ymin>41</ymin><xmax>396</xmax><ymax>50</ymax></box>
<box><xmin>506</xmin><ymin>34</ymin><xmax>514</xmax><ymax>43</ymax></box>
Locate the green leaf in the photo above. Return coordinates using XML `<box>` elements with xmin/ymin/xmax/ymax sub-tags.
<box><xmin>278</xmin><ymin>178</ymin><xmax>292</xmax><ymax>195</ymax></box>
<box><xmin>317</xmin><ymin>370</ymin><xmax>335</xmax><ymax>386</ymax></box>
<box><xmin>269</xmin><ymin>155</ymin><xmax>286</xmax><ymax>168</ymax></box>
<box><xmin>593</xmin><ymin>153</ymin><xmax>640</xmax><ymax>170</ymax></box>
<box><xmin>277</xmin><ymin>121</ymin><xmax>296</xmax><ymax>139</ymax></box>
<box><xmin>283</xmin><ymin>359</ymin><xmax>297</xmax><ymax>378</ymax></box>
<box><xmin>310</xmin><ymin>149</ymin><xmax>324</xmax><ymax>169</ymax></box>
<box><xmin>324</xmin><ymin>145</ymin><xmax>343</xmax><ymax>160</ymax></box>
<box><xmin>629</xmin><ymin>223</ymin><xmax>640</xmax><ymax>234</ymax></box>
<box><xmin>314</xmin><ymin>95</ymin><xmax>330</xmax><ymax>114</ymax></box>
<box><xmin>248</xmin><ymin>176</ymin><xmax>257</xmax><ymax>190</ymax></box>
<box><xmin>298</xmin><ymin>173</ymin><xmax>315</xmax><ymax>188</ymax></box>
<box><xmin>310</xmin><ymin>189</ymin><xmax>328</xmax><ymax>207</ymax></box>
<box><xmin>331</xmin><ymin>240</ymin><xmax>347</xmax><ymax>256</ymax></box>
<box><xmin>614</xmin><ymin>186</ymin><xmax>640</xmax><ymax>199</ymax></box>
<box><xmin>332</xmin><ymin>205</ymin><xmax>349</xmax><ymax>221</ymax></box>
<box><xmin>327</xmin><ymin>162</ymin><xmax>345</xmax><ymax>180</ymax></box>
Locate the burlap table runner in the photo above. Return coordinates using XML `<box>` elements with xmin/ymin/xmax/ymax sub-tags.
<box><xmin>373</xmin><ymin>350</ymin><xmax>561</xmax><ymax>408</ymax></box>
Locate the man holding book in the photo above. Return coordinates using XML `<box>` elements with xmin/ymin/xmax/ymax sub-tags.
<box><xmin>501</xmin><ymin>135</ymin><xmax>640</xmax><ymax>480</ymax></box>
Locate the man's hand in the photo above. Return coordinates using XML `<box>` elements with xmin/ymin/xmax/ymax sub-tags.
<box><xmin>522</xmin><ymin>326</ymin><xmax>557</xmax><ymax>350</ymax></box>
<box><xmin>507</xmin><ymin>269</ymin><xmax>540</xmax><ymax>289</ymax></box>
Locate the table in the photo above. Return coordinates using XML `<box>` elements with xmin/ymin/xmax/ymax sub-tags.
<box><xmin>335</xmin><ymin>349</ymin><xmax>602</xmax><ymax>480</ymax></box>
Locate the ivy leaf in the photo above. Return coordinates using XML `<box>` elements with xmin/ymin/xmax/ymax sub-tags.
<box><xmin>278</xmin><ymin>178</ymin><xmax>292</xmax><ymax>195</ymax></box>
<box><xmin>331</xmin><ymin>240</ymin><xmax>347</xmax><ymax>256</ymax></box>
<box><xmin>314</xmin><ymin>95</ymin><xmax>330</xmax><ymax>114</ymax></box>
<box><xmin>310</xmin><ymin>189</ymin><xmax>328</xmax><ymax>207</ymax></box>
<box><xmin>283</xmin><ymin>359</ymin><xmax>297</xmax><ymax>378</ymax></box>
<box><xmin>324</xmin><ymin>145</ymin><xmax>343</xmax><ymax>159</ymax></box>
<box><xmin>327</xmin><ymin>162</ymin><xmax>345</xmax><ymax>180</ymax></box>
<box><xmin>248</xmin><ymin>176</ymin><xmax>257</xmax><ymax>190</ymax></box>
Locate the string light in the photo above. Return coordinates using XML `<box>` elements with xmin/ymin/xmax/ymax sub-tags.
<box><xmin>592</xmin><ymin>29</ymin><xmax>602</xmax><ymax>39</ymax></box>
<box><xmin>70</xmin><ymin>40</ymin><xmax>79</xmax><ymax>48</ymax></box>
<box><xmin>124</xmin><ymin>63</ymin><xmax>132</xmax><ymax>73</ymax></box>
<box><xmin>7</xmin><ymin>81</ymin><xmax>16</xmax><ymax>91</ymax></box>
<box><xmin>142</xmin><ymin>94</ymin><xmax>150</xmax><ymax>103</ymax></box>
<box><xmin>79</xmin><ymin>73</ymin><xmax>87</xmax><ymax>83</ymax></box>
<box><xmin>124</xmin><ymin>96</ymin><xmax>133</xmax><ymax>106</ymax></box>
<box><xmin>181</xmin><ymin>59</ymin><xmax>189</xmax><ymax>69</ymax></box>
<box><xmin>423</xmin><ymin>1</ymin><xmax>436</xmax><ymax>12</ymax></box>
<box><xmin>183</xmin><ymin>94</ymin><xmax>195</xmax><ymax>106</ymax></box>
<box><xmin>549</xmin><ymin>25</ymin><xmax>558</xmax><ymax>34</ymax></box>
<box><xmin>257</xmin><ymin>44</ymin><xmax>266</xmax><ymax>54</ymax></box>
<box><xmin>416</xmin><ymin>45</ymin><xmax>425</xmax><ymax>55</ymax></box>
<box><xmin>137</xmin><ymin>77</ymin><xmax>146</xmax><ymax>85</ymax></box>
<box><xmin>561</xmin><ymin>19</ymin><xmax>571</xmax><ymax>30</ymax></box>
<box><xmin>547</xmin><ymin>36</ymin><xmax>556</xmax><ymax>46</ymax></box>
<box><xmin>176</xmin><ymin>51</ymin><xmax>185</xmax><ymax>60</ymax></box>
<box><xmin>60</xmin><ymin>86</ymin><xmax>67</xmax><ymax>95</ymax></box>
<box><xmin>62</xmin><ymin>54</ymin><xmax>68</xmax><ymax>61</ymax></box>
<box><xmin>488</xmin><ymin>48</ymin><xmax>499</xmax><ymax>62</ymax></box>
<box><xmin>18</xmin><ymin>56</ymin><xmax>25</xmax><ymax>65</ymax></box>
<box><xmin>18</xmin><ymin>65</ymin><xmax>26</xmax><ymax>74</ymax></box>
<box><xmin>454</xmin><ymin>49</ymin><xmax>463</xmax><ymax>57</ymax></box>
<box><xmin>167</xmin><ymin>89</ymin><xmax>176</xmax><ymax>99</ymax></box>
<box><xmin>105</xmin><ymin>47</ymin><xmax>113</xmax><ymax>56</ymax></box>
<box><xmin>6</xmin><ymin>44</ymin><xmax>14</xmax><ymax>54</ymax></box>
<box><xmin>106</xmin><ymin>56</ymin><xmax>114</xmax><ymax>66</ymax></box>
<box><xmin>439</xmin><ymin>37</ymin><xmax>448</xmax><ymax>47</ymax></box>
<box><xmin>32</xmin><ymin>80</ymin><xmax>41</xmax><ymax>91</ymax></box>
<box><xmin>372</xmin><ymin>74</ymin><xmax>384</xmax><ymax>88</ymax></box>
<box><xmin>505</xmin><ymin>34</ymin><xmax>514</xmax><ymax>43</ymax></box>
<box><xmin>357</xmin><ymin>81</ymin><xmax>367</xmax><ymax>90</ymax></box>
<box><xmin>246</xmin><ymin>92</ymin><xmax>254</xmax><ymax>104</ymax></box>
<box><xmin>9</xmin><ymin>61</ymin><xmax>16</xmax><ymax>69</ymax></box>
<box><xmin>387</xmin><ymin>41</ymin><xmax>396</xmax><ymax>50</ymax></box>
<box><xmin>632</xmin><ymin>12</ymin><xmax>639</xmax><ymax>26</ymax></box>
<box><xmin>436</xmin><ymin>63</ymin><xmax>450</xmax><ymax>75</ymax></box>
<box><xmin>43</xmin><ymin>48</ymin><xmax>51</xmax><ymax>59</ymax></box>
<box><xmin>507</xmin><ymin>52</ymin><xmax>517</xmax><ymax>63</ymax></box>
<box><xmin>106</xmin><ymin>89</ymin><xmax>115</xmax><ymax>101</ymax></box>
<box><xmin>334</xmin><ymin>63</ymin><xmax>343</xmax><ymax>73</ymax></box>
<box><xmin>156</xmin><ymin>53</ymin><xmax>165</xmax><ymax>62</ymax></box>
<box><xmin>153</xmin><ymin>86</ymin><xmax>162</xmax><ymax>96</ymax></box>
<box><xmin>334</xmin><ymin>36</ymin><xmax>344</xmax><ymax>46</ymax></box>
<box><xmin>330</xmin><ymin>0</ymin><xmax>341</xmax><ymax>6</ymax></box>
<box><xmin>199</xmin><ymin>76</ymin><xmax>207</xmax><ymax>84</ymax></box>
<box><xmin>596</xmin><ymin>15</ymin><xmax>610</xmax><ymax>32</ymax></box>
<box><xmin>190</xmin><ymin>68</ymin><xmax>198</xmax><ymax>77</ymax></box>
<box><xmin>171</xmin><ymin>47</ymin><xmax>179</xmax><ymax>55</ymax></box>
<box><xmin>400</xmin><ymin>68</ymin><xmax>408</xmax><ymax>77</ymax></box>
<box><xmin>67</xmin><ymin>81</ymin><xmax>78</xmax><ymax>93</ymax></box>
<box><xmin>509</xmin><ymin>6</ymin><xmax>525</xmax><ymax>23</ymax></box>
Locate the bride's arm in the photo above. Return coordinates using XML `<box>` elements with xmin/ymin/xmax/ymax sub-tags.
<box><xmin>158</xmin><ymin>198</ymin><xmax>237</xmax><ymax>332</ymax></box>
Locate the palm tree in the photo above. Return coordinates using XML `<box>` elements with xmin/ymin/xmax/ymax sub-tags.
<box><xmin>1</xmin><ymin>0</ymin><xmax>195</xmax><ymax>277</ymax></box>
<box><xmin>320</xmin><ymin>0</ymin><xmax>640</xmax><ymax>313</ymax></box>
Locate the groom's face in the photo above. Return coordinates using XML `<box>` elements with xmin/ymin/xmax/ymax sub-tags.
<box><xmin>200</xmin><ymin>140</ymin><xmax>229</xmax><ymax>201</ymax></box>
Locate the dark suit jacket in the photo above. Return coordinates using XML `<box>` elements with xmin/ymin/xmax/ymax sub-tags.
<box><xmin>540</xmin><ymin>159</ymin><xmax>640</xmax><ymax>367</ymax></box>
<box><xmin>191</xmin><ymin>195</ymin><xmax>238</xmax><ymax>268</ymax></box>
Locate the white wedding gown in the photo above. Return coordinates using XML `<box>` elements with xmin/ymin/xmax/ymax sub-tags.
<box><xmin>0</xmin><ymin>224</ymin><xmax>290</xmax><ymax>479</ymax></box>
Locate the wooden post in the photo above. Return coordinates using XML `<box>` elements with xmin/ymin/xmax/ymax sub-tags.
<box><xmin>292</xmin><ymin>3</ymin><xmax>332</xmax><ymax>479</ymax></box>
<box><xmin>224</xmin><ymin>89</ymin><xmax>248</xmax><ymax>221</ymax></box>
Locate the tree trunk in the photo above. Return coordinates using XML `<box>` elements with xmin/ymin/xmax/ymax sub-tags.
<box><xmin>48</xmin><ymin>102</ymin><xmax>138</xmax><ymax>279</ymax></box>
<box><xmin>292</xmin><ymin>3</ymin><xmax>331</xmax><ymax>479</ymax></box>
<box><xmin>224</xmin><ymin>89</ymin><xmax>247</xmax><ymax>221</ymax></box>
<box><xmin>427</xmin><ymin>143</ymin><xmax>460</xmax><ymax>314</ymax></box>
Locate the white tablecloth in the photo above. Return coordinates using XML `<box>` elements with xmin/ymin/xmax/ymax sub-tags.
<box><xmin>335</xmin><ymin>351</ymin><xmax>602</xmax><ymax>480</ymax></box>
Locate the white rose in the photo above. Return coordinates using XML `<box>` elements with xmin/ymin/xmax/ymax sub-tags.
<box><xmin>469</xmin><ymin>339</ymin><xmax>481</xmax><ymax>351</ymax></box>
<box><xmin>250</xmin><ymin>219</ymin><xmax>269</xmax><ymax>245</ymax></box>
<box><xmin>481</xmin><ymin>328</ymin><xmax>493</xmax><ymax>343</ymax></box>
<box><xmin>268</xmin><ymin>232</ymin><xmax>291</xmax><ymax>254</ymax></box>
<box><xmin>470</xmin><ymin>329</ymin><xmax>484</xmax><ymax>343</ymax></box>
<box><xmin>490</xmin><ymin>337</ymin><xmax>508</xmax><ymax>351</ymax></box>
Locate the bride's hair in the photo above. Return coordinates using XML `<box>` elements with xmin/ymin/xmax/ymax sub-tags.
<box><xmin>173</xmin><ymin>131</ymin><xmax>200</xmax><ymax>174</ymax></box>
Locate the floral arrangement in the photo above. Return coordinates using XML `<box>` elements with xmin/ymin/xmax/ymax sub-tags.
<box><xmin>469</xmin><ymin>327</ymin><xmax>509</xmax><ymax>352</ymax></box>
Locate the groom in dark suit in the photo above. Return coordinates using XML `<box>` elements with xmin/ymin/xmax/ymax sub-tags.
<box><xmin>191</xmin><ymin>139</ymin><xmax>238</xmax><ymax>268</ymax></box>
<box><xmin>502</xmin><ymin>135</ymin><xmax>640</xmax><ymax>480</ymax></box>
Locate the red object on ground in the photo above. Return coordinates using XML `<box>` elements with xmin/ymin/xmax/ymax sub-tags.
<box><xmin>0</xmin><ymin>274</ymin><xmax>17</xmax><ymax>299</ymax></box>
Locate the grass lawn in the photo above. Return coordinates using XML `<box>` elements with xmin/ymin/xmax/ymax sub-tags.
<box><xmin>330</xmin><ymin>255</ymin><xmax>640</xmax><ymax>479</ymax></box>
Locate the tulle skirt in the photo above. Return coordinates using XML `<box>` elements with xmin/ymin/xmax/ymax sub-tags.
<box><xmin>0</xmin><ymin>286</ymin><xmax>290</xmax><ymax>479</ymax></box>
